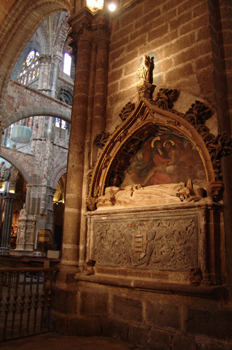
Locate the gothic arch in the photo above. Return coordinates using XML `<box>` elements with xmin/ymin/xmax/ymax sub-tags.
<box><xmin>50</xmin><ymin>164</ymin><xmax>67</xmax><ymax>190</ymax></box>
<box><xmin>0</xmin><ymin>150</ymin><xmax>31</xmax><ymax>184</ymax></box>
<box><xmin>88</xmin><ymin>99</ymin><xmax>219</xmax><ymax>210</ymax></box>
<box><xmin>0</xmin><ymin>0</ymin><xmax>71</xmax><ymax>116</ymax></box>
<box><xmin>4</xmin><ymin>107</ymin><xmax>71</xmax><ymax>128</ymax></box>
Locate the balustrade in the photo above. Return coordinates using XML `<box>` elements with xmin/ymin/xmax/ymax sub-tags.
<box><xmin>0</xmin><ymin>267</ymin><xmax>58</xmax><ymax>341</ymax></box>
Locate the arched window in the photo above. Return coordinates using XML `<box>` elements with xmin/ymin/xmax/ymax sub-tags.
<box><xmin>17</xmin><ymin>50</ymin><xmax>40</xmax><ymax>85</ymax></box>
<box><xmin>63</xmin><ymin>52</ymin><xmax>72</xmax><ymax>76</ymax></box>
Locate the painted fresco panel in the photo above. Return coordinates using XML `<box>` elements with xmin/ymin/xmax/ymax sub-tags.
<box><xmin>107</xmin><ymin>125</ymin><xmax>206</xmax><ymax>189</ymax></box>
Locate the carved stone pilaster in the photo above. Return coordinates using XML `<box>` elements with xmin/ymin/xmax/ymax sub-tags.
<box><xmin>15</xmin><ymin>206</ymin><xmax>36</xmax><ymax>252</ymax></box>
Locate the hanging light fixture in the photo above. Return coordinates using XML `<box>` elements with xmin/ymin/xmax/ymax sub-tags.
<box><xmin>86</xmin><ymin>0</ymin><xmax>104</xmax><ymax>12</ymax></box>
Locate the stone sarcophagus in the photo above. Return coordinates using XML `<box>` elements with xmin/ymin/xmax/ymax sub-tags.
<box><xmin>84</xmin><ymin>95</ymin><xmax>231</xmax><ymax>289</ymax></box>
<box><xmin>86</xmin><ymin>200</ymin><xmax>223</xmax><ymax>286</ymax></box>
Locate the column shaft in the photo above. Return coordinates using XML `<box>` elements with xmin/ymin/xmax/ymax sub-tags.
<box><xmin>62</xmin><ymin>34</ymin><xmax>93</xmax><ymax>266</ymax></box>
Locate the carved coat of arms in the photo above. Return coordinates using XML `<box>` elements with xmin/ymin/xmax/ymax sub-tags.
<box><xmin>132</xmin><ymin>228</ymin><xmax>148</xmax><ymax>261</ymax></box>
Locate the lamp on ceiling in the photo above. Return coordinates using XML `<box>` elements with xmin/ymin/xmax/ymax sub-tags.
<box><xmin>86</xmin><ymin>0</ymin><xmax>117</xmax><ymax>12</ymax></box>
<box><xmin>86</xmin><ymin>0</ymin><xmax>104</xmax><ymax>12</ymax></box>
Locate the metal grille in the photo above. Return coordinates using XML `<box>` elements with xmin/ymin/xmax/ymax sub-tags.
<box><xmin>0</xmin><ymin>267</ymin><xmax>58</xmax><ymax>342</ymax></box>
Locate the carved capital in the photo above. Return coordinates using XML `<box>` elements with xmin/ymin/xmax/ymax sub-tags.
<box><xmin>39</xmin><ymin>54</ymin><xmax>52</xmax><ymax>64</ymax></box>
<box><xmin>68</xmin><ymin>7</ymin><xmax>94</xmax><ymax>44</ymax></box>
<box><xmin>92</xmin><ymin>14</ymin><xmax>111</xmax><ymax>43</ymax></box>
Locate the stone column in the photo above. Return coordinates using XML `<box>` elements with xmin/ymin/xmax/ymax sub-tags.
<box><xmin>46</xmin><ymin>187</ymin><xmax>56</xmax><ymax>233</ymax></box>
<box><xmin>79</xmin><ymin>14</ymin><xmax>111</xmax><ymax>269</ymax></box>
<box><xmin>79</xmin><ymin>40</ymin><xmax>97</xmax><ymax>270</ymax></box>
<box><xmin>91</xmin><ymin>14</ymin><xmax>110</xmax><ymax>166</ymax></box>
<box><xmin>0</xmin><ymin>192</ymin><xmax>17</xmax><ymax>254</ymax></box>
<box><xmin>61</xmin><ymin>8</ymin><xmax>94</xmax><ymax>269</ymax></box>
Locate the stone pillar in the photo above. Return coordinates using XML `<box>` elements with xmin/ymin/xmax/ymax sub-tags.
<box><xmin>79</xmin><ymin>40</ymin><xmax>97</xmax><ymax>270</ymax></box>
<box><xmin>46</xmin><ymin>187</ymin><xmax>56</xmax><ymax>233</ymax></box>
<box><xmin>79</xmin><ymin>14</ymin><xmax>110</xmax><ymax>269</ymax></box>
<box><xmin>61</xmin><ymin>8</ymin><xmax>94</xmax><ymax>269</ymax></box>
<box><xmin>0</xmin><ymin>192</ymin><xmax>17</xmax><ymax>254</ymax></box>
<box><xmin>91</xmin><ymin>15</ymin><xmax>110</xmax><ymax>165</ymax></box>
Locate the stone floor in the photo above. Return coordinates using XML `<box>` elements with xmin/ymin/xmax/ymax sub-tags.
<box><xmin>0</xmin><ymin>332</ymin><xmax>137</xmax><ymax>350</ymax></box>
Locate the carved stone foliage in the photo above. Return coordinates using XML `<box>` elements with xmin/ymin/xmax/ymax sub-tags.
<box><xmin>93</xmin><ymin>215</ymin><xmax>198</xmax><ymax>270</ymax></box>
<box><xmin>184</xmin><ymin>101</ymin><xmax>211</xmax><ymax>126</ymax></box>
<box><xmin>94</xmin><ymin>131</ymin><xmax>110</xmax><ymax>149</ymax></box>
<box><xmin>119</xmin><ymin>102</ymin><xmax>135</xmax><ymax>122</ymax></box>
<box><xmin>182</xmin><ymin>101</ymin><xmax>232</xmax><ymax>185</ymax></box>
<box><xmin>150</xmin><ymin>88</ymin><xmax>179</xmax><ymax>110</ymax></box>
<box><xmin>151</xmin><ymin>96</ymin><xmax>232</xmax><ymax>186</ymax></box>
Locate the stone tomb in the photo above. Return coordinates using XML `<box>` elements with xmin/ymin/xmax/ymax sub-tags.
<box><xmin>68</xmin><ymin>98</ymin><xmax>232</xmax><ymax>348</ymax></box>
<box><xmin>84</xmin><ymin>98</ymin><xmax>228</xmax><ymax>287</ymax></box>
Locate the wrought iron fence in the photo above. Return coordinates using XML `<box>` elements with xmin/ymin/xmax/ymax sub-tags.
<box><xmin>0</xmin><ymin>267</ymin><xmax>58</xmax><ymax>342</ymax></box>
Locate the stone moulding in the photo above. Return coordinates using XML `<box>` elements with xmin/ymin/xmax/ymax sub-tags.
<box><xmin>75</xmin><ymin>272</ymin><xmax>227</xmax><ymax>300</ymax></box>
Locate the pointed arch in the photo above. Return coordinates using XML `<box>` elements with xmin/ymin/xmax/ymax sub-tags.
<box><xmin>0</xmin><ymin>0</ymin><xmax>72</xmax><ymax>116</ymax></box>
<box><xmin>4</xmin><ymin>107</ymin><xmax>71</xmax><ymax>128</ymax></box>
<box><xmin>88</xmin><ymin>99</ymin><xmax>216</xmax><ymax>209</ymax></box>
<box><xmin>50</xmin><ymin>164</ymin><xmax>67</xmax><ymax>189</ymax></box>
<box><xmin>0</xmin><ymin>150</ymin><xmax>31</xmax><ymax>184</ymax></box>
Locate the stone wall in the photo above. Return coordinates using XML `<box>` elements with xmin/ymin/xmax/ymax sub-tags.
<box><xmin>53</xmin><ymin>1</ymin><xmax>232</xmax><ymax>348</ymax></box>
<box><xmin>107</xmin><ymin>0</ymin><xmax>217</xmax><ymax>127</ymax></box>
<box><xmin>54</xmin><ymin>280</ymin><xmax>232</xmax><ymax>350</ymax></box>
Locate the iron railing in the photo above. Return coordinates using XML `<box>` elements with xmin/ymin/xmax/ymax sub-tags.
<box><xmin>0</xmin><ymin>267</ymin><xmax>58</xmax><ymax>342</ymax></box>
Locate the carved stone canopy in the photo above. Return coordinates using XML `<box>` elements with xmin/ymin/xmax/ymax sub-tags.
<box><xmin>87</xmin><ymin>97</ymin><xmax>231</xmax><ymax>210</ymax></box>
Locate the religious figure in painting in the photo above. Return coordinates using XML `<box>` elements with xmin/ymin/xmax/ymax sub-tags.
<box><xmin>121</xmin><ymin>132</ymin><xmax>206</xmax><ymax>189</ymax></box>
<box><xmin>142</xmin><ymin>138</ymin><xmax>180</xmax><ymax>185</ymax></box>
